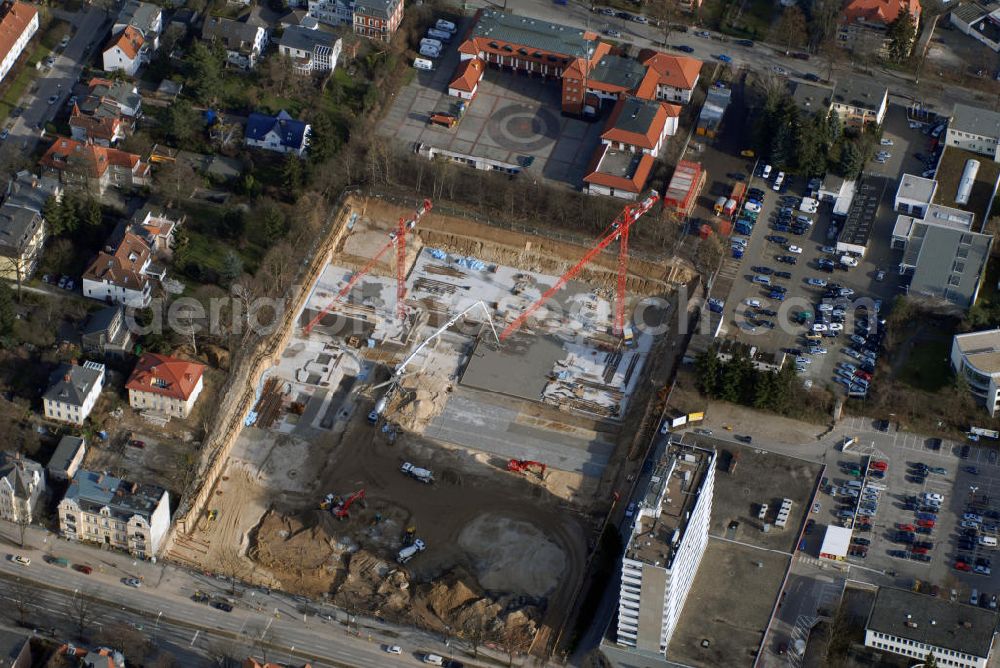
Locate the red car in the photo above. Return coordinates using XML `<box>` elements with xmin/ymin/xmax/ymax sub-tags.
<box><xmin>128</xmin><ymin>439</ymin><xmax>145</xmax><ymax>448</ymax></box>
<box><xmin>897</xmin><ymin>523</ymin><xmax>916</xmax><ymax>532</ymax></box>
<box><xmin>912</xmin><ymin>547</ymin><xmax>929</xmax><ymax>555</ymax></box>
<box><xmin>917</xmin><ymin>519</ymin><xmax>935</xmax><ymax>528</ymax></box>
<box><xmin>871</xmin><ymin>460</ymin><xmax>888</xmax><ymax>471</ymax></box>
<box><xmin>955</xmin><ymin>561</ymin><xmax>972</xmax><ymax>572</ymax></box>
<box><xmin>854</xmin><ymin>370</ymin><xmax>873</xmax><ymax>381</ymax></box>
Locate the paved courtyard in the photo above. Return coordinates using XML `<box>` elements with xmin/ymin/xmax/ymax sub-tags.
<box><xmin>379</xmin><ymin>51</ymin><xmax>604</xmax><ymax>185</ymax></box>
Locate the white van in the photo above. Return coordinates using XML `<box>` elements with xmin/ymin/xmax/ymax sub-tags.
<box><xmin>979</xmin><ymin>536</ymin><xmax>998</xmax><ymax>547</ymax></box>
<box><xmin>423</xmin><ymin>655</ymin><xmax>444</xmax><ymax>666</ymax></box>
<box><xmin>420</xmin><ymin>38</ymin><xmax>443</xmax><ymax>50</ymax></box>
<box><xmin>436</xmin><ymin>18</ymin><xmax>457</xmax><ymax>33</ymax></box>
<box><xmin>419</xmin><ymin>44</ymin><xmax>441</xmax><ymax>58</ymax></box>
<box><xmin>761</xmin><ymin>164</ymin><xmax>772</xmax><ymax>179</ymax></box>
<box><xmin>427</xmin><ymin>28</ymin><xmax>452</xmax><ymax>42</ymax></box>
<box><xmin>772</xmin><ymin>171</ymin><xmax>785</xmax><ymax>191</ymax></box>
<box><xmin>413</xmin><ymin>58</ymin><xmax>434</xmax><ymax>71</ymax></box>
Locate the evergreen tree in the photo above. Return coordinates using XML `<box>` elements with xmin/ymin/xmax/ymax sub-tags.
<box><xmin>695</xmin><ymin>348</ymin><xmax>721</xmax><ymax>397</ymax></box>
<box><xmin>0</xmin><ymin>281</ymin><xmax>14</xmax><ymax>340</ymax></box>
<box><xmin>887</xmin><ymin>9</ymin><xmax>917</xmax><ymax>62</ymax></box>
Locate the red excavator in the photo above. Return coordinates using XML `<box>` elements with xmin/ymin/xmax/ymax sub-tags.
<box><xmin>330</xmin><ymin>489</ymin><xmax>365</xmax><ymax>520</ymax></box>
<box><xmin>507</xmin><ymin>459</ymin><xmax>546</xmax><ymax>478</ymax></box>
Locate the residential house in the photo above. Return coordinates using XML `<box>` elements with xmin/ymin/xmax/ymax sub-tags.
<box><xmin>308</xmin><ymin>0</ymin><xmax>354</xmax><ymax>27</ymax></box>
<box><xmin>5</xmin><ymin>170</ymin><xmax>62</xmax><ymax>215</ymax></box>
<box><xmin>840</xmin><ymin>0</ymin><xmax>921</xmax><ymax>56</ymax></box>
<box><xmin>275</xmin><ymin>24</ymin><xmax>342</xmax><ymax>74</ymax></box>
<box><xmin>865</xmin><ymin>586</ymin><xmax>997</xmax><ymax>668</ymax></box>
<box><xmin>583</xmin><ymin>148</ymin><xmax>655</xmax><ymax>200</ymax></box>
<box><xmin>0</xmin><ymin>452</ymin><xmax>44</xmax><ymax>524</ymax></box>
<box><xmin>81</xmin><ymin>305</ymin><xmax>133</xmax><ymax>358</ymax></box>
<box><xmin>82</xmin><ymin>647</ymin><xmax>125</xmax><ymax>668</ymax></box>
<box><xmin>950</xmin><ymin>2</ymin><xmax>1000</xmax><ymax>53</ymax></box>
<box><xmin>130</xmin><ymin>207</ymin><xmax>179</xmax><ymax>255</ymax></box>
<box><xmin>42</xmin><ymin>361</ymin><xmax>106</xmax><ymax>425</ymax></box>
<box><xmin>70</xmin><ymin>78</ymin><xmax>142</xmax><ymax>145</ymax></box>
<box><xmin>0</xmin><ymin>1</ymin><xmax>38</xmax><ymax>85</ymax></box>
<box><xmin>82</xmin><ymin>232</ymin><xmax>158</xmax><ymax>308</ymax></box>
<box><xmin>0</xmin><ymin>204</ymin><xmax>42</xmax><ymax>283</ymax></box>
<box><xmin>40</xmin><ymin>137</ymin><xmax>150</xmax><ymax>194</ymax></box>
<box><xmin>0</xmin><ymin>630</ymin><xmax>30</xmax><ymax>668</ymax></box>
<box><xmin>353</xmin><ymin>0</ymin><xmax>404</xmax><ymax>42</ymax></box>
<box><xmin>47</xmin><ymin>435</ymin><xmax>86</xmax><ymax>481</ymax></box>
<box><xmin>112</xmin><ymin>0</ymin><xmax>162</xmax><ymax>51</ymax></box>
<box><xmin>831</xmin><ymin>79</ymin><xmax>888</xmax><ymax>128</ymax></box>
<box><xmin>448</xmin><ymin>58</ymin><xmax>485</xmax><ymax>99</ymax></box>
<box><xmin>790</xmin><ymin>81</ymin><xmax>833</xmax><ymax>117</ymax></box>
<box><xmin>102</xmin><ymin>26</ymin><xmax>146</xmax><ymax>76</ymax></box>
<box><xmin>599</xmin><ymin>96</ymin><xmax>680</xmax><ymax>158</ymax></box>
<box><xmin>245</xmin><ymin>110</ymin><xmax>311</xmax><ymax>156</ymax></box>
<box><xmin>638</xmin><ymin>50</ymin><xmax>702</xmax><ymax>104</ymax></box>
<box><xmin>126</xmin><ymin>353</ymin><xmax>207</xmax><ymax>419</ymax></box>
<box><xmin>69</xmin><ymin>105</ymin><xmax>126</xmax><ymax>146</ymax></box>
<box><xmin>201</xmin><ymin>15</ymin><xmax>268</xmax><ymax>70</ymax></box>
<box><xmin>58</xmin><ymin>469</ymin><xmax>170</xmax><ymax>558</ymax></box>
<box><xmin>945</xmin><ymin>103</ymin><xmax>1000</xmax><ymax>162</ymax></box>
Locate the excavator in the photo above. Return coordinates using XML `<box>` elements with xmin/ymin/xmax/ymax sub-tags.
<box><xmin>319</xmin><ymin>489</ymin><xmax>366</xmax><ymax>520</ymax></box>
<box><xmin>507</xmin><ymin>459</ymin><xmax>546</xmax><ymax>479</ymax></box>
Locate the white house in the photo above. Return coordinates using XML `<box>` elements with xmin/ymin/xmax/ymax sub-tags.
<box><xmin>58</xmin><ymin>470</ymin><xmax>170</xmax><ymax>559</ymax></box>
<box><xmin>201</xmin><ymin>16</ymin><xmax>268</xmax><ymax>70</ymax></box>
<box><xmin>82</xmin><ymin>232</ymin><xmax>156</xmax><ymax>308</ymax></box>
<box><xmin>42</xmin><ymin>361</ymin><xmax>105</xmax><ymax>426</ymax></box>
<box><xmin>0</xmin><ymin>452</ymin><xmax>44</xmax><ymax>524</ymax></box>
<box><xmin>102</xmin><ymin>26</ymin><xmax>146</xmax><ymax>76</ymax></box>
<box><xmin>112</xmin><ymin>0</ymin><xmax>162</xmax><ymax>50</ymax></box>
<box><xmin>308</xmin><ymin>0</ymin><xmax>355</xmax><ymax>26</ymax></box>
<box><xmin>0</xmin><ymin>2</ymin><xmax>38</xmax><ymax>85</ymax></box>
<box><xmin>126</xmin><ymin>353</ymin><xmax>207</xmax><ymax>419</ymax></box>
<box><xmin>245</xmin><ymin>110</ymin><xmax>311</xmax><ymax>156</ymax></box>
<box><xmin>945</xmin><ymin>103</ymin><xmax>1000</xmax><ymax>162</ymax></box>
<box><xmin>275</xmin><ymin>25</ymin><xmax>342</xmax><ymax>74</ymax></box>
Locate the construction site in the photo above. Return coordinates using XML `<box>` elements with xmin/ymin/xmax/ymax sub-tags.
<box><xmin>167</xmin><ymin>194</ymin><xmax>696</xmax><ymax>656</ymax></box>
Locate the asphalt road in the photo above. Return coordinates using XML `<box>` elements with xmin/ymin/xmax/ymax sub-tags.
<box><xmin>0</xmin><ymin>525</ymin><xmax>471</xmax><ymax>667</ymax></box>
<box><xmin>1</xmin><ymin>5</ymin><xmax>108</xmax><ymax>160</ymax></box>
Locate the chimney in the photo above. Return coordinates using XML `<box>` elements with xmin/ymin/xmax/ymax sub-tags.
<box><xmin>63</xmin><ymin>374</ymin><xmax>71</xmax><ymax>383</ymax></box>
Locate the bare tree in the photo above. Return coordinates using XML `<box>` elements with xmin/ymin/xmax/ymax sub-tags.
<box><xmin>218</xmin><ymin>547</ymin><xmax>248</xmax><ymax>596</ymax></box>
<box><xmin>14</xmin><ymin>513</ymin><xmax>29</xmax><ymax>548</ymax></box>
<box><xmin>148</xmin><ymin>651</ymin><xmax>178</xmax><ymax>668</ymax></box>
<box><xmin>462</xmin><ymin>616</ymin><xmax>490</xmax><ymax>659</ymax></box>
<box><xmin>9</xmin><ymin>577</ymin><xmax>32</xmax><ymax>626</ymax></box>
<box><xmin>70</xmin><ymin>591</ymin><xmax>97</xmax><ymax>640</ymax></box>
<box><xmin>96</xmin><ymin>622</ymin><xmax>150</xmax><ymax>659</ymax></box>
<box><xmin>499</xmin><ymin>624</ymin><xmax>532</xmax><ymax>667</ymax></box>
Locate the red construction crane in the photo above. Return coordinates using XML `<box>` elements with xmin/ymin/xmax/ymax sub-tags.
<box><xmin>333</xmin><ymin>489</ymin><xmax>366</xmax><ymax>519</ymax></box>
<box><xmin>499</xmin><ymin>191</ymin><xmax>660</xmax><ymax>341</ymax></box>
<box><xmin>303</xmin><ymin>199</ymin><xmax>432</xmax><ymax>334</ymax></box>
<box><xmin>507</xmin><ymin>459</ymin><xmax>547</xmax><ymax>478</ymax></box>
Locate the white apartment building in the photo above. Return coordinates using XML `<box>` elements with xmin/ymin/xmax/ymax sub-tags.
<box><xmin>308</xmin><ymin>0</ymin><xmax>354</xmax><ymax>26</ymax></box>
<box><xmin>0</xmin><ymin>452</ymin><xmax>44</xmax><ymax>524</ymax></box>
<box><xmin>58</xmin><ymin>470</ymin><xmax>170</xmax><ymax>559</ymax></box>
<box><xmin>952</xmin><ymin>329</ymin><xmax>1000</xmax><ymax>416</ymax></box>
<box><xmin>42</xmin><ymin>361</ymin><xmax>105</xmax><ymax>425</ymax></box>
<box><xmin>0</xmin><ymin>2</ymin><xmax>38</xmax><ymax>85</ymax></box>
<box><xmin>865</xmin><ymin>587</ymin><xmax>998</xmax><ymax>668</ymax></box>
<box><xmin>616</xmin><ymin>441</ymin><xmax>716</xmax><ymax>657</ymax></box>
<box><xmin>946</xmin><ymin>103</ymin><xmax>1000</xmax><ymax>162</ymax></box>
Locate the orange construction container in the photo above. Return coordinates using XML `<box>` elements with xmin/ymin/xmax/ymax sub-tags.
<box><xmin>699</xmin><ymin>224</ymin><xmax>713</xmax><ymax>239</ymax></box>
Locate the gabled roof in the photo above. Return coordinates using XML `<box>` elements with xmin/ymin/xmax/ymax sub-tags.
<box><xmin>449</xmin><ymin>58</ymin><xmax>484</xmax><ymax>92</ymax></box>
<box><xmin>462</xmin><ymin>9</ymin><xmax>599</xmax><ymax>60</ymax></box>
<box><xmin>354</xmin><ymin>0</ymin><xmax>401</xmax><ymax>19</ymax></box>
<box><xmin>126</xmin><ymin>353</ymin><xmax>206</xmax><ymax>401</ymax></box>
<box><xmin>0</xmin><ymin>202</ymin><xmax>41</xmax><ymax>257</ymax></box>
<box><xmin>49</xmin><ymin>435</ymin><xmax>85</xmax><ymax>472</ymax></box>
<box><xmin>0</xmin><ymin>452</ymin><xmax>42</xmax><ymax>500</ymax></box>
<box><xmin>41</xmin><ymin>137</ymin><xmax>145</xmax><ymax>179</ymax></box>
<box><xmin>0</xmin><ymin>3</ymin><xmax>38</xmax><ymax>68</ymax></box>
<box><xmin>639</xmin><ymin>49</ymin><xmax>702</xmax><ymax>91</ymax></box>
<box><xmin>82</xmin><ymin>232</ymin><xmax>151</xmax><ymax>292</ymax></box>
<box><xmin>202</xmin><ymin>15</ymin><xmax>264</xmax><ymax>53</ymax></box>
<box><xmin>246</xmin><ymin>110</ymin><xmax>309</xmax><ymax>150</ymax></box>
<box><xmin>844</xmin><ymin>0</ymin><xmax>921</xmax><ymax>23</ymax></box>
<box><xmin>601</xmin><ymin>97</ymin><xmax>679</xmax><ymax>150</ymax></box>
<box><xmin>106</xmin><ymin>25</ymin><xmax>144</xmax><ymax>60</ymax></box>
<box><xmin>587</xmin><ymin>55</ymin><xmax>649</xmax><ymax>94</ymax></box>
<box><xmin>117</xmin><ymin>0</ymin><xmax>160</xmax><ymax>36</ymax></box>
<box><xmin>85</xmin><ymin>78</ymin><xmax>141</xmax><ymax>114</ymax></box>
<box><xmin>70</xmin><ymin>104</ymin><xmax>123</xmax><ymax>143</ymax></box>
<box><xmin>63</xmin><ymin>469</ymin><xmax>166</xmax><ymax>523</ymax></box>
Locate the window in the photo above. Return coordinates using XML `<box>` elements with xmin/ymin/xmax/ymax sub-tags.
<box><xmin>948</xmin><ymin>274</ymin><xmax>962</xmax><ymax>286</ymax></box>
<box><xmin>953</xmin><ymin>260</ymin><xmax>966</xmax><ymax>273</ymax></box>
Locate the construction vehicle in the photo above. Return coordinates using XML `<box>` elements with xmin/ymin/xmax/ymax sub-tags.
<box><xmin>320</xmin><ymin>489</ymin><xmax>366</xmax><ymax>519</ymax></box>
<box><xmin>368</xmin><ymin>301</ymin><xmax>498</xmax><ymax>424</ymax></box>
<box><xmin>400</xmin><ymin>462</ymin><xmax>434</xmax><ymax>484</ymax></box>
<box><xmin>507</xmin><ymin>459</ymin><xmax>547</xmax><ymax>478</ymax></box>
<box><xmin>397</xmin><ymin>539</ymin><xmax>426</xmax><ymax>564</ymax></box>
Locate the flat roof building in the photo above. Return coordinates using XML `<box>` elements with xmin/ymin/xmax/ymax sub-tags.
<box><xmin>865</xmin><ymin>586</ymin><xmax>999</xmax><ymax>668</ymax></box>
<box><xmin>892</xmin><ymin>201</ymin><xmax>992</xmax><ymax>309</ymax></box>
<box><xmin>819</xmin><ymin>525</ymin><xmax>852</xmax><ymax>561</ymax></box>
<box><xmin>616</xmin><ymin>440</ymin><xmax>716</xmax><ymax>659</ymax></box>
<box><xmin>952</xmin><ymin>329</ymin><xmax>1000</xmax><ymax>416</ymax></box>
<box><xmin>836</xmin><ymin>179</ymin><xmax>883</xmax><ymax>256</ymax></box>
<box><xmin>831</xmin><ymin>79</ymin><xmax>888</xmax><ymax>128</ymax></box>
<box><xmin>894</xmin><ymin>173</ymin><xmax>938</xmax><ymax>216</ymax></box>
<box><xmin>662</xmin><ymin>160</ymin><xmax>705</xmax><ymax>219</ymax></box>
<box><xmin>946</xmin><ymin>103</ymin><xmax>1000</xmax><ymax>162</ymax></box>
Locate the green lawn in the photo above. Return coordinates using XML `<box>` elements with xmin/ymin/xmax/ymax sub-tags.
<box><xmin>897</xmin><ymin>337</ymin><xmax>953</xmax><ymax>392</ymax></box>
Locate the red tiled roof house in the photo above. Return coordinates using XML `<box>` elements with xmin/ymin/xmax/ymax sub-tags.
<box><xmin>127</xmin><ymin>353</ymin><xmax>207</xmax><ymax>419</ymax></box>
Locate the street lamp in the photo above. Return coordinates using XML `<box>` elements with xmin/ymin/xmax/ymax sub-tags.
<box><xmin>970</xmin><ymin>485</ymin><xmax>979</xmax><ymax>505</ymax></box>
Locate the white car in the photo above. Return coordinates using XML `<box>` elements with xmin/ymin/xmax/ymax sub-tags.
<box><xmin>841</xmin><ymin>256</ymin><xmax>859</xmax><ymax>267</ymax></box>
<box><xmin>812</xmin><ymin>502</ymin><xmax>821</xmax><ymax>513</ymax></box>
<box><xmin>744</xmin><ymin>201</ymin><xmax>761</xmax><ymax>213</ymax></box>
<box><xmin>908</xmin><ymin>121</ymin><xmax>922</xmax><ymax>129</ymax></box>
<box><xmin>771</xmin><ymin>65</ymin><xmax>788</xmax><ymax>75</ymax></box>
<box><xmin>820</xmin><ymin>245</ymin><xmax>836</xmax><ymax>254</ymax></box>
<box><xmin>787</xmin><ymin>245</ymin><xmax>802</xmax><ymax>254</ymax></box>
<box><xmin>746</xmin><ymin>298</ymin><xmax>762</xmax><ymax>308</ymax></box>
<box><xmin>796</xmin><ymin>357</ymin><xmax>812</xmax><ymax>365</ymax></box>
<box><xmin>811</xmin><ymin>347</ymin><xmax>828</xmax><ymax>354</ymax></box>
<box><xmin>880</xmin><ymin>138</ymin><xmax>894</xmax><ymax>145</ymax></box>
<box><xmin>12</xmin><ymin>555</ymin><xmax>29</xmax><ymax>566</ymax></box>
<box><xmin>829</xmin><ymin>323</ymin><xmax>844</xmax><ymax>331</ymax></box>
<box><xmin>812</xmin><ymin>323</ymin><xmax>828</xmax><ymax>332</ymax></box>
<box><xmin>924</xmin><ymin>492</ymin><xmax>944</xmax><ymax>503</ymax></box>
<box><xmin>817</xmin><ymin>303</ymin><xmax>833</xmax><ymax>312</ymax></box>
<box><xmin>384</xmin><ymin>645</ymin><xmax>403</xmax><ymax>655</ymax></box>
